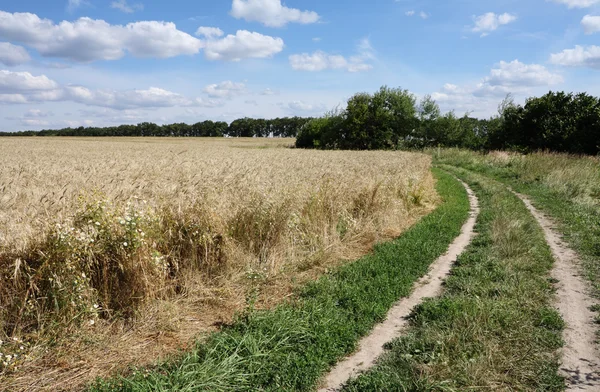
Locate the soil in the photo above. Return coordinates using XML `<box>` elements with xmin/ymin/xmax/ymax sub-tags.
<box><xmin>318</xmin><ymin>180</ymin><xmax>480</xmax><ymax>392</ymax></box>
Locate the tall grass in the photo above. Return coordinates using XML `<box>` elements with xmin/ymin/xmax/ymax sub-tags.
<box><xmin>343</xmin><ymin>166</ymin><xmax>564</xmax><ymax>391</ymax></box>
<box><xmin>0</xmin><ymin>137</ymin><xmax>435</xmax><ymax>389</ymax></box>
<box><xmin>432</xmin><ymin>148</ymin><xmax>600</xmax><ymax>301</ymax></box>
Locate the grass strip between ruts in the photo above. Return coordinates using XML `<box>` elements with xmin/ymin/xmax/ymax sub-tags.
<box><xmin>88</xmin><ymin>168</ymin><xmax>470</xmax><ymax>392</ymax></box>
<box><xmin>342</xmin><ymin>166</ymin><xmax>564</xmax><ymax>391</ymax></box>
<box><xmin>432</xmin><ymin>151</ymin><xmax>600</xmax><ymax>302</ymax></box>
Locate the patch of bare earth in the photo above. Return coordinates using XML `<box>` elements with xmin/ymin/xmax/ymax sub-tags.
<box><xmin>514</xmin><ymin>192</ymin><xmax>600</xmax><ymax>390</ymax></box>
<box><xmin>318</xmin><ymin>180</ymin><xmax>480</xmax><ymax>392</ymax></box>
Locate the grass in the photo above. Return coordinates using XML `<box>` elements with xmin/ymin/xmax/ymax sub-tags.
<box><xmin>86</xmin><ymin>168</ymin><xmax>470</xmax><ymax>391</ymax></box>
<box><xmin>342</xmin><ymin>166</ymin><xmax>564</xmax><ymax>391</ymax></box>
<box><xmin>0</xmin><ymin>138</ymin><xmax>438</xmax><ymax>390</ymax></box>
<box><xmin>432</xmin><ymin>149</ymin><xmax>600</xmax><ymax>301</ymax></box>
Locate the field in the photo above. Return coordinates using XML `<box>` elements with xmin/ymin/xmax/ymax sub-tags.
<box><xmin>0</xmin><ymin>137</ymin><xmax>436</xmax><ymax>390</ymax></box>
<box><xmin>3</xmin><ymin>139</ymin><xmax>600</xmax><ymax>391</ymax></box>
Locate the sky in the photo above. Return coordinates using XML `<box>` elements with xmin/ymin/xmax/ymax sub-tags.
<box><xmin>1</xmin><ymin>0</ymin><xmax>600</xmax><ymax>131</ymax></box>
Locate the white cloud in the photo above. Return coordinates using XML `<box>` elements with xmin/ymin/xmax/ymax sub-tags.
<box><xmin>280</xmin><ymin>100</ymin><xmax>327</xmax><ymax>114</ymax></box>
<box><xmin>0</xmin><ymin>69</ymin><xmax>209</xmax><ymax>110</ymax></box>
<box><xmin>582</xmin><ymin>15</ymin><xmax>600</xmax><ymax>34</ymax></box>
<box><xmin>290</xmin><ymin>38</ymin><xmax>374</xmax><ymax>72</ymax></box>
<box><xmin>21</xmin><ymin>118</ymin><xmax>50</xmax><ymax>127</ymax></box>
<box><xmin>0</xmin><ymin>11</ymin><xmax>202</xmax><ymax>62</ymax></box>
<box><xmin>67</xmin><ymin>0</ymin><xmax>85</xmax><ymax>12</ymax></box>
<box><xmin>0</xmin><ymin>11</ymin><xmax>284</xmax><ymax>63</ymax></box>
<box><xmin>480</xmin><ymin>60</ymin><xmax>563</xmax><ymax>89</ymax></box>
<box><xmin>429</xmin><ymin>60</ymin><xmax>563</xmax><ymax>116</ymax></box>
<box><xmin>123</xmin><ymin>21</ymin><xmax>203</xmax><ymax>58</ymax></box>
<box><xmin>405</xmin><ymin>10</ymin><xmax>428</xmax><ymax>18</ymax></box>
<box><xmin>64</xmin><ymin>86</ymin><xmax>196</xmax><ymax>109</ymax></box>
<box><xmin>195</xmin><ymin>26</ymin><xmax>224</xmax><ymax>38</ymax></box>
<box><xmin>203</xmin><ymin>30</ymin><xmax>284</xmax><ymax>61</ymax></box>
<box><xmin>312</xmin><ymin>37</ymin><xmax>322</xmax><ymax>42</ymax></box>
<box><xmin>550</xmin><ymin>45</ymin><xmax>600</xmax><ymax>68</ymax></box>
<box><xmin>472</xmin><ymin>12</ymin><xmax>517</xmax><ymax>37</ymax></box>
<box><xmin>231</xmin><ymin>0</ymin><xmax>320</xmax><ymax>27</ymax></box>
<box><xmin>111</xmin><ymin>0</ymin><xmax>144</xmax><ymax>13</ymax></box>
<box><xmin>24</xmin><ymin>109</ymin><xmax>52</xmax><ymax>118</ymax></box>
<box><xmin>0</xmin><ymin>70</ymin><xmax>59</xmax><ymax>93</ymax></box>
<box><xmin>550</xmin><ymin>0</ymin><xmax>600</xmax><ymax>8</ymax></box>
<box><xmin>261</xmin><ymin>88</ymin><xmax>278</xmax><ymax>95</ymax></box>
<box><xmin>203</xmin><ymin>81</ymin><xmax>246</xmax><ymax>99</ymax></box>
<box><xmin>290</xmin><ymin>51</ymin><xmax>370</xmax><ymax>72</ymax></box>
<box><xmin>0</xmin><ymin>42</ymin><xmax>31</xmax><ymax>66</ymax></box>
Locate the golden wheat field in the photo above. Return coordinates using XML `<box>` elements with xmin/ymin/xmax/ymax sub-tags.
<box><xmin>0</xmin><ymin>137</ymin><xmax>436</xmax><ymax>391</ymax></box>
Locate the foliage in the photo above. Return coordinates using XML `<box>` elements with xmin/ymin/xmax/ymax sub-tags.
<box><xmin>87</xmin><ymin>170</ymin><xmax>470</xmax><ymax>392</ymax></box>
<box><xmin>343</xmin><ymin>167</ymin><xmax>564</xmax><ymax>391</ymax></box>
<box><xmin>0</xmin><ymin>117</ymin><xmax>312</xmax><ymax>138</ymax></box>
<box><xmin>295</xmin><ymin>87</ymin><xmax>600</xmax><ymax>155</ymax></box>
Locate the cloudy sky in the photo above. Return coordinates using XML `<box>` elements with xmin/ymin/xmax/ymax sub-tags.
<box><xmin>1</xmin><ymin>0</ymin><xmax>600</xmax><ymax>131</ymax></box>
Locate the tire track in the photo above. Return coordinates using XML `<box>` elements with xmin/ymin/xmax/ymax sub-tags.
<box><xmin>514</xmin><ymin>191</ymin><xmax>600</xmax><ymax>390</ymax></box>
<box><xmin>318</xmin><ymin>179</ymin><xmax>480</xmax><ymax>392</ymax></box>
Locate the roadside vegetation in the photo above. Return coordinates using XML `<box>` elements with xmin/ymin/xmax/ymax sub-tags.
<box><xmin>87</xmin><ymin>169</ymin><xmax>470</xmax><ymax>392</ymax></box>
<box><xmin>343</xmin><ymin>167</ymin><xmax>564</xmax><ymax>391</ymax></box>
<box><xmin>433</xmin><ymin>149</ymin><xmax>600</xmax><ymax>303</ymax></box>
<box><xmin>0</xmin><ymin>138</ymin><xmax>435</xmax><ymax>390</ymax></box>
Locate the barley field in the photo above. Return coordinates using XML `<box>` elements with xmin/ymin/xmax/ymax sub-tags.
<box><xmin>0</xmin><ymin>137</ymin><xmax>436</xmax><ymax>390</ymax></box>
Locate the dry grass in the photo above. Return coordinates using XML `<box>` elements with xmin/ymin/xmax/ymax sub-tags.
<box><xmin>0</xmin><ymin>137</ymin><xmax>436</xmax><ymax>391</ymax></box>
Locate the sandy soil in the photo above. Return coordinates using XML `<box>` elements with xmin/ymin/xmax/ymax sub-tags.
<box><xmin>318</xmin><ymin>180</ymin><xmax>480</xmax><ymax>391</ymax></box>
<box><xmin>515</xmin><ymin>192</ymin><xmax>600</xmax><ymax>390</ymax></box>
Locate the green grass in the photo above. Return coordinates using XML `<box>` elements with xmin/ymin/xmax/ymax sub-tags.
<box><xmin>342</xmin><ymin>166</ymin><xmax>564</xmax><ymax>391</ymax></box>
<box><xmin>432</xmin><ymin>149</ymin><xmax>600</xmax><ymax>301</ymax></box>
<box><xmin>88</xmin><ymin>168</ymin><xmax>470</xmax><ymax>392</ymax></box>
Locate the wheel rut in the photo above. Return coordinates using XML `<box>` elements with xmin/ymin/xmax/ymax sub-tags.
<box><xmin>513</xmin><ymin>191</ymin><xmax>600</xmax><ymax>390</ymax></box>
<box><xmin>318</xmin><ymin>179</ymin><xmax>480</xmax><ymax>392</ymax></box>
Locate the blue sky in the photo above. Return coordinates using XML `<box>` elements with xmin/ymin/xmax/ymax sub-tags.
<box><xmin>1</xmin><ymin>0</ymin><xmax>600</xmax><ymax>131</ymax></box>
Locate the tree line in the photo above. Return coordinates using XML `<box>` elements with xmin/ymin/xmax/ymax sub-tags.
<box><xmin>296</xmin><ymin>87</ymin><xmax>600</xmax><ymax>155</ymax></box>
<box><xmin>0</xmin><ymin>117</ymin><xmax>312</xmax><ymax>138</ymax></box>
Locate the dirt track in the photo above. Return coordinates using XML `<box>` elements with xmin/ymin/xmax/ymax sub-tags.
<box><xmin>515</xmin><ymin>192</ymin><xmax>600</xmax><ymax>390</ymax></box>
<box><xmin>319</xmin><ymin>180</ymin><xmax>480</xmax><ymax>392</ymax></box>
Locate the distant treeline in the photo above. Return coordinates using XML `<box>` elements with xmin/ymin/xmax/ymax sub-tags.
<box><xmin>296</xmin><ymin>87</ymin><xmax>600</xmax><ymax>155</ymax></box>
<box><xmin>0</xmin><ymin>117</ymin><xmax>312</xmax><ymax>138</ymax></box>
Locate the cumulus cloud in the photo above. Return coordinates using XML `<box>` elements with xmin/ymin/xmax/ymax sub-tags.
<box><xmin>111</xmin><ymin>0</ymin><xmax>144</xmax><ymax>13</ymax></box>
<box><xmin>0</xmin><ymin>42</ymin><xmax>31</xmax><ymax>66</ymax></box>
<box><xmin>261</xmin><ymin>88</ymin><xmax>278</xmax><ymax>95</ymax></box>
<box><xmin>231</xmin><ymin>0</ymin><xmax>319</xmax><ymax>27</ymax></box>
<box><xmin>0</xmin><ymin>11</ymin><xmax>202</xmax><ymax>62</ymax></box>
<box><xmin>63</xmin><ymin>86</ymin><xmax>198</xmax><ymax>109</ymax></box>
<box><xmin>203</xmin><ymin>30</ymin><xmax>284</xmax><ymax>61</ymax></box>
<box><xmin>472</xmin><ymin>12</ymin><xmax>517</xmax><ymax>37</ymax></box>
<box><xmin>24</xmin><ymin>109</ymin><xmax>52</xmax><ymax>118</ymax></box>
<box><xmin>479</xmin><ymin>60</ymin><xmax>563</xmax><ymax>89</ymax></box>
<box><xmin>0</xmin><ymin>69</ymin><xmax>211</xmax><ymax>110</ymax></box>
<box><xmin>279</xmin><ymin>100</ymin><xmax>327</xmax><ymax>114</ymax></box>
<box><xmin>195</xmin><ymin>26</ymin><xmax>224</xmax><ymax>38</ymax></box>
<box><xmin>203</xmin><ymin>81</ymin><xmax>246</xmax><ymax>99</ymax></box>
<box><xmin>430</xmin><ymin>60</ymin><xmax>563</xmax><ymax>115</ymax></box>
<box><xmin>289</xmin><ymin>38</ymin><xmax>374</xmax><ymax>72</ymax></box>
<box><xmin>550</xmin><ymin>0</ymin><xmax>600</xmax><ymax>8</ymax></box>
<box><xmin>582</xmin><ymin>15</ymin><xmax>600</xmax><ymax>34</ymax></box>
<box><xmin>550</xmin><ymin>45</ymin><xmax>600</xmax><ymax>68</ymax></box>
<box><xmin>0</xmin><ymin>70</ymin><xmax>59</xmax><ymax>93</ymax></box>
<box><xmin>0</xmin><ymin>11</ymin><xmax>285</xmax><ymax>63</ymax></box>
